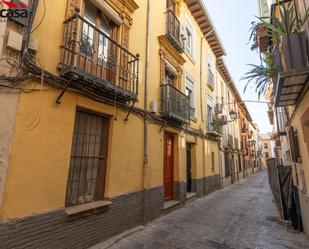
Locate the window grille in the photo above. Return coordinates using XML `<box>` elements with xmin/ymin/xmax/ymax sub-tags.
<box><xmin>65</xmin><ymin>110</ymin><xmax>109</xmax><ymax>207</ymax></box>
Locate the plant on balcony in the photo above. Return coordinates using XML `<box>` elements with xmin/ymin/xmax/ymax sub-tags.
<box><xmin>242</xmin><ymin>52</ymin><xmax>276</xmax><ymax>98</ymax></box>
<box><xmin>244</xmin><ymin>0</ymin><xmax>309</xmax><ymax>97</ymax></box>
<box><xmin>259</xmin><ymin>1</ymin><xmax>309</xmax><ymax>71</ymax></box>
<box><xmin>249</xmin><ymin>21</ymin><xmax>271</xmax><ymax>52</ymax></box>
<box><xmin>211</xmin><ymin>116</ymin><xmax>221</xmax><ymax>134</ymax></box>
<box><xmin>259</xmin><ymin>0</ymin><xmax>309</xmax><ymax>37</ymax></box>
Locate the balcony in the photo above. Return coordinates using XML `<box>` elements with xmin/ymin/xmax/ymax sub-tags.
<box><xmin>207</xmin><ymin>69</ymin><xmax>215</xmax><ymax>90</ymax></box>
<box><xmin>160</xmin><ymin>84</ymin><xmax>191</xmax><ymax>124</ymax></box>
<box><xmin>165</xmin><ymin>10</ymin><xmax>183</xmax><ymax>52</ymax></box>
<box><xmin>59</xmin><ymin>14</ymin><xmax>139</xmax><ymax>102</ymax></box>
<box><xmin>206</xmin><ymin>114</ymin><xmax>221</xmax><ymax>138</ymax></box>
<box><xmin>272</xmin><ymin>32</ymin><xmax>309</xmax><ymax>107</ymax></box>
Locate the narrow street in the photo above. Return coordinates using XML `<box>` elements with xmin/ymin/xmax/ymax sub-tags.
<box><xmin>91</xmin><ymin>172</ymin><xmax>309</xmax><ymax>249</ymax></box>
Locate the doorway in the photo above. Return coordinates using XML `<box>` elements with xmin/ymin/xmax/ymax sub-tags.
<box><xmin>164</xmin><ymin>132</ymin><xmax>174</xmax><ymax>201</ymax></box>
<box><xmin>186</xmin><ymin>143</ymin><xmax>192</xmax><ymax>193</ymax></box>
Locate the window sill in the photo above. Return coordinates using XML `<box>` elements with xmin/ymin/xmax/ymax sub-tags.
<box><xmin>65</xmin><ymin>200</ymin><xmax>112</xmax><ymax>217</ymax></box>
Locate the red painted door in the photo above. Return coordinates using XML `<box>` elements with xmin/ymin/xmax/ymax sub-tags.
<box><xmin>164</xmin><ymin>133</ymin><xmax>174</xmax><ymax>201</ymax></box>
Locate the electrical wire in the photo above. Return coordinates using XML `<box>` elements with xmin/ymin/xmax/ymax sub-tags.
<box><xmin>31</xmin><ymin>0</ymin><xmax>46</xmax><ymax>33</ymax></box>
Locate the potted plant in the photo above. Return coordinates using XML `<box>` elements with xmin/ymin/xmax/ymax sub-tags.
<box><xmin>249</xmin><ymin>21</ymin><xmax>271</xmax><ymax>52</ymax></box>
<box><xmin>258</xmin><ymin>0</ymin><xmax>309</xmax><ymax>71</ymax></box>
<box><xmin>244</xmin><ymin>0</ymin><xmax>309</xmax><ymax>97</ymax></box>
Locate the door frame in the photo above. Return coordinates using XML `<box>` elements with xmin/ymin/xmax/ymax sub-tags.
<box><xmin>186</xmin><ymin>142</ymin><xmax>193</xmax><ymax>193</ymax></box>
<box><xmin>164</xmin><ymin>132</ymin><xmax>175</xmax><ymax>202</ymax></box>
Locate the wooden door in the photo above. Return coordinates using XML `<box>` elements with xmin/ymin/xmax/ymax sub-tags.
<box><xmin>164</xmin><ymin>133</ymin><xmax>174</xmax><ymax>201</ymax></box>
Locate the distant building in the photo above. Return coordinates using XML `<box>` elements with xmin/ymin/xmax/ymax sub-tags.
<box><xmin>260</xmin><ymin>133</ymin><xmax>273</xmax><ymax>168</ymax></box>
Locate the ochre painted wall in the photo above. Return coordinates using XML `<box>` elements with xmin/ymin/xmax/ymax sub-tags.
<box><xmin>291</xmin><ymin>91</ymin><xmax>309</xmax><ymax>194</ymax></box>
<box><xmin>1</xmin><ymin>0</ymin><xmax>222</xmax><ymax>220</ymax></box>
<box><xmin>2</xmin><ymin>83</ymin><xmax>145</xmax><ymax>219</ymax></box>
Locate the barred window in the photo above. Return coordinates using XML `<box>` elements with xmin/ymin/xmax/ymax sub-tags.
<box><xmin>65</xmin><ymin>110</ymin><xmax>109</xmax><ymax>207</ymax></box>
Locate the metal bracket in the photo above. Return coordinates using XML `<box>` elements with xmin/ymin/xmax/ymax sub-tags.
<box><xmin>124</xmin><ymin>100</ymin><xmax>137</xmax><ymax>121</ymax></box>
<box><xmin>55</xmin><ymin>79</ymin><xmax>73</xmax><ymax>104</ymax></box>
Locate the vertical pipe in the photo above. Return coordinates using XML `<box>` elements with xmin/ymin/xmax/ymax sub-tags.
<box><xmin>144</xmin><ymin>0</ymin><xmax>150</xmax><ymax>165</ymax></box>
<box><xmin>200</xmin><ymin>36</ymin><xmax>206</xmax><ymax>195</ymax></box>
<box><xmin>142</xmin><ymin>0</ymin><xmax>150</xmax><ymax>223</ymax></box>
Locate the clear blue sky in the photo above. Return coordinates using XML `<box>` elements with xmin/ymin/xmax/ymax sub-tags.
<box><xmin>204</xmin><ymin>0</ymin><xmax>273</xmax><ymax>134</ymax></box>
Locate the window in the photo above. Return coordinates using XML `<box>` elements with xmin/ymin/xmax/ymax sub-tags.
<box><xmin>185</xmin><ymin>18</ymin><xmax>195</xmax><ymax>58</ymax></box>
<box><xmin>207</xmin><ymin>94</ymin><xmax>214</xmax><ymax>130</ymax></box>
<box><xmin>265</xmin><ymin>152</ymin><xmax>269</xmax><ymax>159</ymax></box>
<box><xmin>207</xmin><ymin>105</ymin><xmax>213</xmax><ymax>131</ymax></box>
<box><xmin>185</xmin><ymin>75</ymin><xmax>196</xmax><ymax>119</ymax></box>
<box><xmin>166</xmin><ymin>69</ymin><xmax>176</xmax><ymax>86</ymax></box>
<box><xmin>289</xmin><ymin>127</ymin><xmax>301</xmax><ymax>162</ymax></box>
<box><xmin>185</xmin><ymin>28</ymin><xmax>193</xmax><ymax>55</ymax></box>
<box><xmin>264</xmin><ymin>143</ymin><xmax>268</xmax><ymax>149</ymax></box>
<box><xmin>81</xmin><ymin>0</ymin><xmax>118</xmax><ymax>58</ymax></box>
<box><xmin>65</xmin><ymin>110</ymin><xmax>109</xmax><ymax>207</ymax></box>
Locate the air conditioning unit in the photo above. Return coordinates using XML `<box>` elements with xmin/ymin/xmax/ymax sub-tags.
<box><xmin>220</xmin><ymin>115</ymin><xmax>228</xmax><ymax>126</ymax></box>
<box><xmin>214</xmin><ymin>103</ymin><xmax>222</xmax><ymax>114</ymax></box>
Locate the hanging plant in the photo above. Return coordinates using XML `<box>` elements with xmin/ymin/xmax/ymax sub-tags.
<box><xmin>242</xmin><ymin>52</ymin><xmax>276</xmax><ymax>98</ymax></box>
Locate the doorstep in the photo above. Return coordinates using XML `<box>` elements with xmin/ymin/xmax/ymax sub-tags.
<box><xmin>186</xmin><ymin>192</ymin><xmax>197</xmax><ymax>200</ymax></box>
<box><xmin>163</xmin><ymin>200</ymin><xmax>181</xmax><ymax>210</ymax></box>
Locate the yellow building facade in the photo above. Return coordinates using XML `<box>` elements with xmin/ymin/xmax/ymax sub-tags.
<box><xmin>0</xmin><ymin>0</ymin><xmax>254</xmax><ymax>247</ymax></box>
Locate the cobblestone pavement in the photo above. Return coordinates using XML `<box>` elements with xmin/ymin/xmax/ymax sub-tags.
<box><xmin>90</xmin><ymin>171</ymin><xmax>309</xmax><ymax>249</ymax></box>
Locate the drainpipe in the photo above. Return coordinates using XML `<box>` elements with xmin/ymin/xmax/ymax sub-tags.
<box><xmin>144</xmin><ymin>0</ymin><xmax>150</xmax><ymax>166</ymax></box>
<box><xmin>200</xmin><ymin>35</ymin><xmax>205</xmax><ymax>195</ymax></box>
<box><xmin>142</xmin><ymin>0</ymin><xmax>150</xmax><ymax>223</ymax></box>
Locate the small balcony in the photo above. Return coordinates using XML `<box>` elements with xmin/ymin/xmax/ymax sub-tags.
<box><xmin>160</xmin><ymin>84</ymin><xmax>191</xmax><ymax>124</ymax></box>
<box><xmin>207</xmin><ymin>69</ymin><xmax>215</xmax><ymax>90</ymax></box>
<box><xmin>59</xmin><ymin>14</ymin><xmax>139</xmax><ymax>102</ymax></box>
<box><xmin>272</xmin><ymin>32</ymin><xmax>309</xmax><ymax>107</ymax></box>
<box><xmin>206</xmin><ymin>114</ymin><xmax>221</xmax><ymax>138</ymax></box>
<box><xmin>166</xmin><ymin>10</ymin><xmax>183</xmax><ymax>52</ymax></box>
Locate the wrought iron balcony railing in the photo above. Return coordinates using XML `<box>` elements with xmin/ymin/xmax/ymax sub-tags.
<box><xmin>160</xmin><ymin>84</ymin><xmax>191</xmax><ymax>124</ymax></box>
<box><xmin>166</xmin><ymin>9</ymin><xmax>183</xmax><ymax>52</ymax></box>
<box><xmin>207</xmin><ymin>69</ymin><xmax>215</xmax><ymax>90</ymax></box>
<box><xmin>60</xmin><ymin>14</ymin><xmax>139</xmax><ymax>102</ymax></box>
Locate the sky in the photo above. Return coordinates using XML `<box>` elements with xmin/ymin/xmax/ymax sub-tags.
<box><xmin>204</xmin><ymin>0</ymin><xmax>273</xmax><ymax>134</ymax></box>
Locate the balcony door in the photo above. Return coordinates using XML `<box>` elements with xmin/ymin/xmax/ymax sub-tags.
<box><xmin>80</xmin><ymin>0</ymin><xmax>118</xmax><ymax>83</ymax></box>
